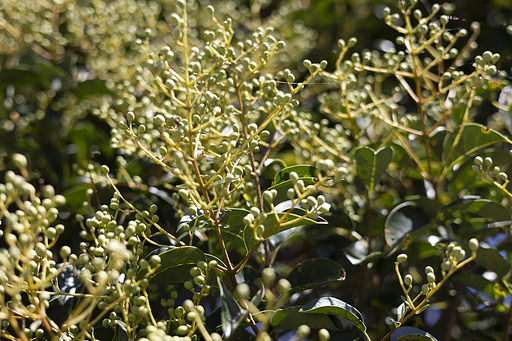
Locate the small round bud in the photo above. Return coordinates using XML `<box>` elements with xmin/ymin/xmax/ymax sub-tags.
<box><xmin>396</xmin><ymin>254</ymin><xmax>408</xmax><ymax>263</ymax></box>
<box><xmin>474</xmin><ymin>156</ymin><xmax>483</xmax><ymax>166</ymax></box>
<box><xmin>262</xmin><ymin>190</ymin><xmax>273</xmax><ymax>203</ymax></box>
<box><xmin>183</xmin><ymin>299</ymin><xmax>195</xmax><ymax>312</ymax></box>
<box><xmin>347</xmin><ymin>37</ymin><xmax>357</xmax><ymax>47</ymax></box>
<box><xmin>101</xmin><ymin>165</ymin><xmax>110</xmax><ymax>174</ymax></box>
<box><xmin>289</xmin><ymin>171</ymin><xmax>299</xmax><ymax>183</ymax></box>
<box><xmin>318</xmin><ymin>328</ymin><xmax>330</xmax><ymax>341</ymax></box>
<box><xmin>441</xmin><ymin>260</ymin><xmax>451</xmax><ymax>271</ymax></box>
<box><xmin>427</xmin><ymin>272</ymin><xmax>436</xmax><ymax>283</ymax></box>
<box><xmin>468</xmin><ymin>238</ymin><xmax>479</xmax><ymax>251</ymax></box>
<box><xmin>12</xmin><ymin>154</ymin><xmax>27</xmax><ymax>169</ymax></box>
<box><xmin>236</xmin><ymin>283</ymin><xmax>250</xmax><ymax>299</ymax></box>
<box><xmin>60</xmin><ymin>246</ymin><xmax>72</xmax><ymax>259</ymax></box>
<box><xmin>287</xmin><ymin>188</ymin><xmax>295</xmax><ymax>200</ymax></box>
<box><xmin>277</xmin><ymin>278</ymin><xmax>291</xmax><ymax>292</ymax></box>
<box><xmin>425</xmin><ymin>266</ymin><xmax>434</xmax><ymax>274</ymax></box>
<box><xmin>421</xmin><ymin>284</ymin><xmax>430</xmax><ymax>295</ymax></box>
<box><xmin>296</xmin><ymin>325</ymin><xmax>311</xmax><ymax>339</ymax></box>
<box><xmin>303</xmin><ymin>59</ymin><xmax>312</xmax><ymax>69</ymax></box>
<box><xmin>261</xmin><ymin>267</ymin><xmax>276</xmax><ymax>286</ymax></box>
<box><xmin>404</xmin><ymin>274</ymin><xmax>413</xmax><ymax>286</ymax></box>
<box><xmin>484</xmin><ymin>157</ymin><xmax>493</xmax><ymax>168</ymax></box>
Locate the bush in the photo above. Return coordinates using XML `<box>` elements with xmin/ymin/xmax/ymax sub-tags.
<box><xmin>1</xmin><ymin>0</ymin><xmax>512</xmax><ymax>340</ymax></box>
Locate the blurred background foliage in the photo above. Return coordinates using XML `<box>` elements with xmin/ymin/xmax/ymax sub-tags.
<box><xmin>2</xmin><ymin>0</ymin><xmax>512</xmax><ymax>340</ymax></box>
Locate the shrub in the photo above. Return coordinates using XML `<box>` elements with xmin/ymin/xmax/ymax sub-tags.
<box><xmin>1</xmin><ymin>0</ymin><xmax>511</xmax><ymax>340</ymax></box>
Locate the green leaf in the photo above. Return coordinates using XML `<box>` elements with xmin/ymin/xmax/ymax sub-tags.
<box><xmin>475</xmin><ymin>247</ymin><xmax>510</xmax><ymax>279</ymax></box>
<box><xmin>442</xmin><ymin>123</ymin><xmax>512</xmax><ymax>168</ymax></box>
<box><xmin>75</xmin><ymin>78</ymin><xmax>113</xmax><ymax>100</ymax></box>
<box><xmin>384</xmin><ymin>202</ymin><xmax>431</xmax><ymax>248</ymax></box>
<box><xmin>429</xmin><ymin>128</ymin><xmax>448</xmax><ymax>162</ymax></box>
<box><xmin>287</xmin><ymin>258</ymin><xmax>345</xmax><ymax>292</ymax></box>
<box><xmin>138</xmin><ymin>246</ymin><xmax>206</xmax><ymax>282</ymax></box>
<box><xmin>264</xmin><ymin>178</ymin><xmax>318</xmax><ymax>211</ymax></box>
<box><xmin>217</xmin><ymin>277</ymin><xmax>244</xmax><ymax>339</ymax></box>
<box><xmin>299</xmin><ymin>297</ymin><xmax>366</xmax><ymax>333</ymax></box>
<box><xmin>397</xmin><ymin>302</ymin><xmax>407</xmax><ymax>321</ymax></box>
<box><xmin>115</xmin><ymin>321</ymin><xmax>128</xmax><ymax>341</ymax></box>
<box><xmin>269</xmin><ymin>306</ymin><xmax>335</xmax><ymax>329</ymax></box>
<box><xmin>391</xmin><ymin>326</ymin><xmax>438</xmax><ymax>341</ymax></box>
<box><xmin>355</xmin><ymin>146</ymin><xmax>393</xmax><ymax>192</ymax></box>
<box><xmin>344</xmin><ymin>240</ymin><xmax>382</xmax><ymax>265</ymax></box>
<box><xmin>272</xmin><ymin>165</ymin><xmax>317</xmax><ymax>185</ymax></box>
<box><xmin>244</xmin><ymin>208</ymin><xmax>326</xmax><ymax>252</ymax></box>
<box><xmin>451</xmin><ymin>273</ymin><xmax>492</xmax><ymax>292</ymax></box>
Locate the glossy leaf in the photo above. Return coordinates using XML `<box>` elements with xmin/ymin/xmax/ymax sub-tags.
<box><xmin>384</xmin><ymin>202</ymin><xmax>431</xmax><ymax>248</ymax></box>
<box><xmin>218</xmin><ymin>277</ymin><xmax>244</xmax><ymax>338</ymax></box>
<box><xmin>391</xmin><ymin>326</ymin><xmax>437</xmax><ymax>341</ymax></box>
<box><xmin>138</xmin><ymin>246</ymin><xmax>206</xmax><ymax>282</ymax></box>
<box><xmin>272</xmin><ymin>165</ymin><xmax>317</xmax><ymax>185</ymax></box>
<box><xmin>475</xmin><ymin>247</ymin><xmax>510</xmax><ymax>279</ymax></box>
<box><xmin>264</xmin><ymin>178</ymin><xmax>318</xmax><ymax>211</ymax></box>
<box><xmin>52</xmin><ymin>264</ymin><xmax>84</xmax><ymax>307</ymax></box>
<box><xmin>451</xmin><ymin>273</ymin><xmax>492</xmax><ymax>292</ymax></box>
<box><xmin>270</xmin><ymin>306</ymin><xmax>335</xmax><ymax>329</ymax></box>
<box><xmin>442</xmin><ymin>123</ymin><xmax>512</xmax><ymax>167</ymax></box>
<box><xmin>344</xmin><ymin>240</ymin><xmax>382</xmax><ymax>265</ymax></box>
<box><xmin>355</xmin><ymin>146</ymin><xmax>393</xmax><ymax>192</ymax></box>
<box><xmin>116</xmin><ymin>321</ymin><xmax>128</xmax><ymax>341</ymax></box>
<box><xmin>244</xmin><ymin>208</ymin><xmax>326</xmax><ymax>252</ymax></box>
<box><xmin>287</xmin><ymin>258</ymin><xmax>345</xmax><ymax>292</ymax></box>
<box><xmin>299</xmin><ymin>297</ymin><xmax>366</xmax><ymax>333</ymax></box>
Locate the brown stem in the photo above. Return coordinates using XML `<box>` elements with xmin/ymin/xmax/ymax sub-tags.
<box><xmin>236</xmin><ymin>86</ymin><xmax>271</xmax><ymax>267</ymax></box>
<box><xmin>442</xmin><ymin>283</ymin><xmax>464</xmax><ymax>341</ymax></box>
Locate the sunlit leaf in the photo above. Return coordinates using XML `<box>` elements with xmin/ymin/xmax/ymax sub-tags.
<box><xmin>299</xmin><ymin>297</ymin><xmax>366</xmax><ymax>333</ymax></box>
<box><xmin>270</xmin><ymin>306</ymin><xmax>335</xmax><ymax>329</ymax></box>
<box><xmin>272</xmin><ymin>165</ymin><xmax>317</xmax><ymax>185</ymax></box>
<box><xmin>218</xmin><ymin>277</ymin><xmax>244</xmax><ymax>338</ymax></box>
<box><xmin>442</xmin><ymin>123</ymin><xmax>512</xmax><ymax>167</ymax></box>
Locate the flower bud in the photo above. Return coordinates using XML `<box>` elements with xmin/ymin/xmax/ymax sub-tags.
<box><xmin>427</xmin><ymin>272</ymin><xmax>436</xmax><ymax>283</ymax></box>
<box><xmin>468</xmin><ymin>238</ymin><xmax>479</xmax><ymax>251</ymax></box>
<box><xmin>396</xmin><ymin>254</ymin><xmax>407</xmax><ymax>263</ymax></box>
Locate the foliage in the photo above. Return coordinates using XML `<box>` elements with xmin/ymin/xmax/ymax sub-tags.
<box><xmin>1</xmin><ymin>0</ymin><xmax>512</xmax><ymax>340</ymax></box>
